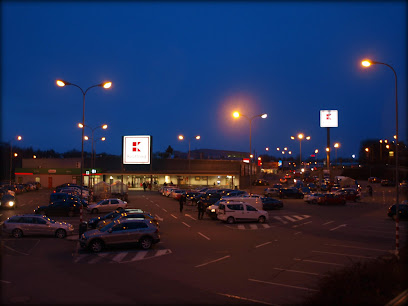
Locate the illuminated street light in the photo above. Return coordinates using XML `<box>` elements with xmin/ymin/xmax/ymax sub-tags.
<box><xmin>362</xmin><ymin>58</ymin><xmax>400</xmax><ymax>256</ymax></box>
<box><xmin>334</xmin><ymin>143</ymin><xmax>340</xmax><ymax>166</ymax></box>
<box><xmin>9</xmin><ymin>135</ymin><xmax>22</xmax><ymax>184</ymax></box>
<box><xmin>178</xmin><ymin>134</ymin><xmax>201</xmax><ymax>169</ymax></box>
<box><xmin>290</xmin><ymin>133</ymin><xmax>311</xmax><ymax>167</ymax></box>
<box><xmin>265</xmin><ymin>147</ymin><xmax>269</xmax><ymax>151</ymax></box>
<box><xmin>57</xmin><ymin>79</ymin><xmax>112</xmax><ymax>225</ymax></box>
<box><xmin>232</xmin><ymin>111</ymin><xmax>267</xmax><ymax>192</ymax></box>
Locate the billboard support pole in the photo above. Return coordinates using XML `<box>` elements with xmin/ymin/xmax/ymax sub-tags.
<box><xmin>326</xmin><ymin>127</ymin><xmax>330</xmax><ymax>171</ymax></box>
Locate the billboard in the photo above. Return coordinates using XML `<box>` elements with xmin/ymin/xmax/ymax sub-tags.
<box><xmin>122</xmin><ymin>135</ymin><xmax>151</xmax><ymax>164</ymax></box>
<box><xmin>320</xmin><ymin>110</ymin><xmax>338</xmax><ymax>127</ymax></box>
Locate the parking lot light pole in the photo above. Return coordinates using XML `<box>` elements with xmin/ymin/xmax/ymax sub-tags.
<box><xmin>233</xmin><ymin>111</ymin><xmax>267</xmax><ymax>192</ymax></box>
<box><xmin>178</xmin><ymin>135</ymin><xmax>201</xmax><ymax>170</ymax></box>
<box><xmin>291</xmin><ymin>134</ymin><xmax>310</xmax><ymax>168</ymax></box>
<box><xmin>57</xmin><ymin>80</ymin><xmax>112</xmax><ymax>224</ymax></box>
<box><xmin>361</xmin><ymin>59</ymin><xmax>399</xmax><ymax>257</ymax></box>
<box><xmin>9</xmin><ymin>135</ymin><xmax>22</xmax><ymax>185</ymax></box>
<box><xmin>334</xmin><ymin>143</ymin><xmax>340</xmax><ymax>166</ymax></box>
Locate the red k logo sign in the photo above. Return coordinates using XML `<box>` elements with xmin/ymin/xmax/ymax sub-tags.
<box><xmin>132</xmin><ymin>142</ymin><xmax>141</xmax><ymax>152</ymax></box>
<box><xmin>326</xmin><ymin>113</ymin><xmax>331</xmax><ymax>120</ymax></box>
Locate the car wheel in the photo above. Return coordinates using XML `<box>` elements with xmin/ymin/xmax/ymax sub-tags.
<box><xmin>55</xmin><ymin>229</ymin><xmax>67</xmax><ymax>239</ymax></box>
<box><xmin>139</xmin><ymin>236</ymin><xmax>153</xmax><ymax>250</ymax></box>
<box><xmin>226</xmin><ymin>216</ymin><xmax>235</xmax><ymax>224</ymax></box>
<box><xmin>91</xmin><ymin>208</ymin><xmax>98</xmax><ymax>214</ymax></box>
<box><xmin>89</xmin><ymin>239</ymin><xmax>103</xmax><ymax>253</ymax></box>
<box><xmin>258</xmin><ymin>216</ymin><xmax>266</xmax><ymax>223</ymax></box>
<box><xmin>12</xmin><ymin>228</ymin><xmax>23</xmax><ymax>238</ymax></box>
<box><xmin>68</xmin><ymin>210</ymin><xmax>74</xmax><ymax>217</ymax></box>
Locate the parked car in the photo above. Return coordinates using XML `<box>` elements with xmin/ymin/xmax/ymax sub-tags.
<box><xmin>304</xmin><ymin>193</ymin><xmax>325</xmax><ymax>204</ymax></box>
<box><xmin>104</xmin><ymin>211</ymin><xmax>160</xmax><ymax>228</ymax></box>
<box><xmin>260</xmin><ymin>197</ymin><xmax>283</xmax><ymax>210</ymax></box>
<box><xmin>279</xmin><ymin>188</ymin><xmax>304</xmax><ymax>199</ymax></box>
<box><xmin>217</xmin><ymin>201</ymin><xmax>268</xmax><ymax>224</ymax></box>
<box><xmin>50</xmin><ymin>192</ymin><xmax>88</xmax><ymax>207</ymax></box>
<box><xmin>307</xmin><ymin>183</ymin><xmax>318</xmax><ymax>191</ymax></box>
<box><xmin>2</xmin><ymin>214</ymin><xmax>74</xmax><ymax>238</ymax></box>
<box><xmin>222</xmin><ymin>190</ymin><xmax>248</xmax><ymax>198</ymax></box>
<box><xmin>334</xmin><ymin>188</ymin><xmax>361</xmax><ymax>202</ymax></box>
<box><xmin>253</xmin><ymin>179</ymin><xmax>269</xmax><ymax>186</ymax></box>
<box><xmin>0</xmin><ymin>194</ymin><xmax>17</xmax><ymax>209</ymax></box>
<box><xmin>317</xmin><ymin>193</ymin><xmax>346</xmax><ymax>205</ymax></box>
<box><xmin>87</xmin><ymin>198</ymin><xmax>128</xmax><ymax>214</ymax></box>
<box><xmin>264</xmin><ymin>187</ymin><xmax>280</xmax><ymax>197</ymax></box>
<box><xmin>88</xmin><ymin>208</ymin><xmax>144</xmax><ymax>229</ymax></box>
<box><xmin>300</xmin><ymin>187</ymin><xmax>311</xmax><ymax>195</ymax></box>
<box><xmin>34</xmin><ymin>200</ymin><xmax>82</xmax><ymax>217</ymax></box>
<box><xmin>196</xmin><ymin>193</ymin><xmax>222</xmax><ymax>208</ymax></box>
<box><xmin>79</xmin><ymin>219</ymin><xmax>160</xmax><ymax>252</ymax></box>
<box><xmin>170</xmin><ymin>189</ymin><xmax>185</xmax><ymax>200</ymax></box>
<box><xmin>387</xmin><ymin>203</ymin><xmax>408</xmax><ymax>220</ymax></box>
<box><xmin>368</xmin><ymin>177</ymin><xmax>380</xmax><ymax>183</ymax></box>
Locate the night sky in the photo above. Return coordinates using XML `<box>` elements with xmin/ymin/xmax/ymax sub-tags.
<box><xmin>2</xmin><ymin>1</ymin><xmax>406</xmax><ymax>160</ymax></box>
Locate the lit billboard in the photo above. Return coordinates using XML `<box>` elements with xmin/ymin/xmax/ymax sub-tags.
<box><xmin>320</xmin><ymin>110</ymin><xmax>338</xmax><ymax>128</ymax></box>
<box><xmin>122</xmin><ymin>135</ymin><xmax>151</xmax><ymax>164</ymax></box>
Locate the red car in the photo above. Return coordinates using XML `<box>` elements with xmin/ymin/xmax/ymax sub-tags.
<box><xmin>317</xmin><ymin>193</ymin><xmax>346</xmax><ymax>205</ymax></box>
<box><xmin>334</xmin><ymin>188</ymin><xmax>360</xmax><ymax>202</ymax></box>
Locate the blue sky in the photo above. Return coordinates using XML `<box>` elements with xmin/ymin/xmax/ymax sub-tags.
<box><xmin>2</xmin><ymin>1</ymin><xmax>406</xmax><ymax>160</ymax></box>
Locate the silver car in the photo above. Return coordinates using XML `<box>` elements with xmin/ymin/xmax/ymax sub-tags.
<box><xmin>2</xmin><ymin>214</ymin><xmax>74</xmax><ymax>238</ymax></box>
<box><xmin>79</xmin><ymin>218</ymin><xmax>160</xmax><ymax>252</ymax></box>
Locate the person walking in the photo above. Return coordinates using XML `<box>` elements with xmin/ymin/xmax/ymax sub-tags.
<box><xmin>142</xmin><ymin>182</ymin><xmax>147</xmax><ymax>192</ymax></box>
<box><xmin>179</xmin><ymin>193</ymin><xmax>185</xmax><ymax>213</ymax></box>
<box><xmin>197</xmin><ymin>201</ymin><xmax>205</xmax><ymax>219</ymax></box>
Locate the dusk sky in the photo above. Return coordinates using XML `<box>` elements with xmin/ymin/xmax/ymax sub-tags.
<box><xmin>2</xmin><ymin>1</ymin><xmax>406</xmax><ymax>161</ymax></box>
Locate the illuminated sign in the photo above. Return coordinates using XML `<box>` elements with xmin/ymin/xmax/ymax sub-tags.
<box><xmin>320</xmin><ymin>110</ymin><xmax>338</xmax><ymax>128</ymax></box>
<box><xmin>123</xmin><ymin>135</ymin><xmax>151</xmax><ymax>164</ymax></box>
<box><xmin>243</xmin><ymin>158</ymin><xmax>250</xmax><ymax>163</ymax></box>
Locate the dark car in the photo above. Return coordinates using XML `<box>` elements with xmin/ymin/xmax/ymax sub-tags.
<box><xmin>368</xmin><ymin>177</ymin><xmax>380</xmax><ymax>183</ymax></box>
<box><xmin>50</xmin><ymin>192</ymin><xmax>88</xmax><ymax>207</ymax></box>
<box><xmin>88</xmin><ymin>208</ymin><xmax>144</xmax><ymax>229</ymax></box>
<box><xmin>223</xmin><ymin>190</ymin><xmax>248</xmax><ymax>198</ymax></box>
<box><xmin>253</xmin><ymin>179</ymin><xmax>269</xmax><ymax>186</ymax></box>
<box><xmin>317</xmin><ymin>193</ymin><xmax>346</xmax><ymax>205</ymax></box>
<box><xmin>279</xmin><ymin>188</ymin><xmax>304</xmax><ymax>199</ymax></box>
<box><xmin>261</xmin><ymin>197</ymin><xmax>283</xmax><ymax>210</ymax></box>
<box><xmin>34</xmin><ymin>200</ymin><xmax>82</xmax><ymax>217</ymax></box>
<box><xmin>0</xmin><ymin>194</ymin><xmax>17</xmax><ymax>209</ymax></box>
<box><xmin>334</xmin><ymin>188</ymin><xmax>360</xmax><ymax>202</ymax></box>
<box><xmin>197</xmin><ymin>193</ymin><xmax>222</xmax><ymax>208</ymax></box>
<box><xmin>387</xmin><ymin>203</ymin><xmax>408</xmax><ymax>220</ymax></box>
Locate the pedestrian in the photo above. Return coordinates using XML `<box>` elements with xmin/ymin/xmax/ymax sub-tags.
<box><xmin>179</xmin><ymin>193</ymin><xmax>185</xmax><ymax>213</ymax></box>
<box><xmin>367</xmin><ymin>185</ymin><xmax>373</xmax><ymax>197</ymax></box>
<box><xmin>197</xmin><ymin>201</ymin><xmax>205</xmax><ymax>219</ymax></box>
<box><xmin>142</xmin><ymin>182</ymin><xmax>147</xmax><ymax>192</ymax></box>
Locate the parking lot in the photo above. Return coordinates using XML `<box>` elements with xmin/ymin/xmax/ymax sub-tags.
<box><xmin>1</xmin><ymin>186</ymin><xmax>406</xmax><ymax>305</ymax></box>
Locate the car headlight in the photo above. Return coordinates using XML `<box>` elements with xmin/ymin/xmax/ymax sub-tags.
<box><xmin>211</xmin><ymin>209</ymin><xmax>215</xmax><ymax>213</ymax></box>
<box><xmin>8</xmin><ymin>201</ymin><xmax>15</xmax><ymax>207</ymax></box>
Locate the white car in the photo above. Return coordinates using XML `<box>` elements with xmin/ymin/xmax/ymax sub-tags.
<box><xmin>304</xmin><ymin>193</ymin><xmax>325</xmax><ymax>204</ymax></box>
<box><xmin>87</xmin><ymin>198</ymin><xmax>128</xmax><ymax>214</ymax></box>
<box><xmin>217</xmin><ymin>201</ymin><xmax>268</xmax><ymax>224</ymax></box>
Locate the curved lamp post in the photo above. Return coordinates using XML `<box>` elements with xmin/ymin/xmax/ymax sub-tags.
<box><xmin>178</xmin><ymin>134</ymin><xmax>200</xmax><ymax>170</ymax></box>
<box><xmin>233</xmin><ymin>111</ymin><xmax>267</xmax><ymax>191</ymax></box>
<box><xmin>290</xmin><ymin>133</ymin><xmax>310</xmax><ymax>168</ymax></box>
<box><xmin>9</xmin><ymin>135</ymin><xmax>22</xmax><ymax>184</ymax></box>
<box><xmin>57</xmin><ymin>80</ymin><xmax>112</xmax><ymax>224</ymax></box>
<box><xmin>334</xmin><ymin>143</ymin><xmax>340</xmax><ymax>166</ymax></box>
<box><xmin>79</xmin><ymin>123</ymin><xmax>108</xmax><ymax>170</ymax></box>
<box><xmin>362</xmin><ymin>59</ymin><xmax>400</xmax><ymax>257</ymax></box>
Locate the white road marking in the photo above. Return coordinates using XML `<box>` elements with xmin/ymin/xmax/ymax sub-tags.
<box><xmin>329</xmin><ymin>224</ymin><xmax>347</xmax><ymax>231</ymax></box>
<box><xmin>155</xmin><ymin>204</ymin><xmax>160</xmax><ymax>207</ymax></box>
<box><xmin>237</xmin><ymin>225</ymin><xmax>245</xmax><ymax>230</ymax></box>
<box><xmin>323</xmin><ymin>243</ymin><xmax>390</xmax><ymax>252</ymax></box>
<box><xmin>89</xmin><ymin>256</ymin><xmax>103</xmax><ymax>264</ymax></box>
<box><xmin>293</xmin><ymin>221</ymin><xmax>312</xmax><ymax>228</ymax></box>
<box><xmin>255</xmin><ymin>241</ymin><xmax>271</xmax><ymax>248</ymax></box>
<box><xmin>74</xmin><ymin>254</ymin><xmax>88</xmax><ymax>263</ymax></box>
<box><xmin>274</xmin><ymin>216</ymin><xmax>288</xmax><ymax>224</ymax></box>
<box><xmin>249</xmin><ymin>224</ymin><xmax>258</xmax><ymax>230</ymax></box>
<box><xmin>249</xmin><ymin>278</ymin><xmax>318</xmax><ymax>292</ymax></box>
<box><xmin>20</xmin><ymin>204</ymin><xmax>25</xmax><ymax>206</ymax></box>
<box><xmin>284</xmin><ymin>216</ymin><xmax>297</xmax><ymax>222</ymax></box>
<box><xmin>195</xmin><ymin>255</ymin><xmax>230</xmax><ymax>268</ymax></box>
<box><xmin>155</xmin><ymin>249</ymin><xmax>172</xmax><ymax>256</ymax></box>
<box><xmin>302</xmin><ymin>215</ymin><xmax>311</xmax><ymax>218</ymax></box>
<box><xmin>132</xmin><ymin>251</ymin><xmax>148</xmax><ymax>261</ymax></box>
<box><xmin>312</xmin><ymin>250</ymin><xmax>376</xmax><ymax>259</ymax></box>
<box><xmin>217</xmin><ymin>293</ymin><xmax>276</xmax><ymax>306</ymax></box>
<box><xmin>182</xmin><ymin>222</ymin><xmax>191</xmax><ymax>228</ymax></box>
<box><xmin>198</xmin><ymin>232</ymin><xmax>211</xmax><ymax>240</ymax></box>
<box><xmin>294</xmin><ymin>232</ymin><xmax>302</xmax><ymax>235</ymax></box>
<box><xmin>293</xmin><ymin>215</ymin><xmax>304</xmax><ymax>220</ymax></box>
<box><xmin>162</xmin><ymin>208</ymin><xmax>167</xmax><ymax>212</ymax></box>
<box><xmin>262</xmin><ymin>224</ymin><xmax>270</xmax><ymax>228</ymax></box>
<box><xmin>155</xmin><ymin>215</ymin><xmax>163</xmax><ymax>221</ymax></box>
<box><xmin>273</xmin><ymin>267</ymin><xmax>321</xmax><ymax>276</ymax></box>
<box><xmin>294</xmin><ymin>258</ymin><xmax>345</xmax><ymax>266</ymax></box>
<box><xmin>185</xmin><ymin>214</ymin><xmax>197</xmax><ymax>221</ymax></box>
<box><xmin>170</xmin><ymin>214</ymin><xmax>178</xmax><ymax>219</ymax></box>
<box><xmin>322</xmin><ymin>221</ymin><xmax>334</xmax><ymax>225</ymax></box>
<box><xmin>112</xmin><ymin>252</ymin><xmax>129</xmax><ymax>262</ymax></box>
<box><xmin>0</xmin><ymin>280</ymin><xmax>11</xmax><ymax>284</ymax></box>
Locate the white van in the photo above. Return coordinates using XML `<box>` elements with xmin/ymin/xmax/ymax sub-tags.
<box><xmin>220</xmin><ymin>196</ymin><xmax>263</xmax><ymax>210</ymax></box>
<box><xmin>217</xmin><ymin>200</ymin><xmax>268</xmax><ymax>224</ymax></box>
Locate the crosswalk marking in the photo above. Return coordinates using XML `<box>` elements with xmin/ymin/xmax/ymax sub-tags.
<box><xmin>249</xmin><ymin>224</ymin><xmax>258</xmax><ymax>230</ymax></box>
<box><xmin>284</xmin><ymin>216</ymin><xmax>297</xmax><ymax>222</ymax></box>
<box><xmin>89</xmin><ymin>256</ymin><xmax>103</xmax><ymax>264</ymax></box>
<box><xmin>274</xmin><ymin>216</ymin><xmax>288</xmax><ymax>224</ymax></box>
<box><xmin>132</xmin><ymin>251</ymin><xmax>148</xmax><ymax>261</ymax></box>
<box><xmin>237</xmin><ymin>225</ymin><xmax>245</xmax><ymax>230</ymax></box>
<box><xmin>74</xmin><ymin>254</ymin><xmax>87</xmax><ymax>263</ymax></box>
<box><xmin>112</xmin><ymin>252</ymin><xmax>129</xmax><ymax>262</ymax></box>
<box><xmin>155</xmin><ymin>249</ymin><xmax>172</xmax><ymax>256</ymax></box>
<box><xmin>262</xmin><ymin>224</ymin><xmax>270</xmax><ymax>228</ymax></box>
<box><xmin>293</xmin><ymin>215</ymin><xmax>304</xmax><ymax>220</ymax></box>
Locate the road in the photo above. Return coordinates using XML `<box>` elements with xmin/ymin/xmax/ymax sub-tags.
<box><xmin>1</xmin><ymin>185</ymin><xmax>406</xmax><ymax>305</ymax></box>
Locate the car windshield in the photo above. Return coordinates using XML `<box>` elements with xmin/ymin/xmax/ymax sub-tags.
<box><xmin>44</xmin><ymin>217</ymin><xmax>56</xmax><ymax>224</ymax></box>
<box><xmin>100</xmin><ymin>221</ymin><xmax>116</xmax><ymax>232</ymax></box>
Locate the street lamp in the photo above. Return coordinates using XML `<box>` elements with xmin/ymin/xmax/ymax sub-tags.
<box><xmin>9</xmin><ymin>135</ymin><xmax>22</xmax><ymax>184</ymax></box>
<box><xmin>334</xmin><ymin>143</ymin><xmax>340</xmax><ymax>166</ymax></box>
<box><xmin>57</xmin><ymin>79</ymin><xmax>112</xmax><ymax>224</ymax></box>
<box><xmin>232</xmin><ymin>111</ymin><xmax>267</xmax><ymax>191</ymax></box>
<box><xmin>290</xmin><ymin>133</ymin><xmax>310</xmax><ymax>168</ymax></box>
<box><xmin>362</xmin><ymin>59</ymin><xmax>400</xmax><ymax>256</ymax></box>
<box><xmin>78</xmin><ymin>123</ymin><xmax>108</xmax><ymax>170</ymax></box>
<box><xmin>178</xmin><ymin>134</ymin><xmax>200</xmax><ymax>170</ymax></box>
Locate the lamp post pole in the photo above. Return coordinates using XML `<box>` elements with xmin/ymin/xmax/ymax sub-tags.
<box><xmin>178</xmin><ymin>135</ymin><xmax>200</xmax><ymax>170</ymax></box>
<box><xmin>9</xmin><ymin>136</ymin><xmax>22</xmax><ymax>184</ymax></box>
<box><xmin>57</xmin><ymin>80</ymin><xmax>112</xmax><ymax>225</ymax></box>
<box><xmin>233</xmin><ymin>112</ymin><xmax>267</xmax><ymax>193</ymax></box>
<box><xmin>362</xmin><ymin>59</ymin><xmax>399</xmax><ymax>257</ymax></box>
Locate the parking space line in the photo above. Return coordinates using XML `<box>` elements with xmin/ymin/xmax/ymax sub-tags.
<box><xmin>322</xmin><ymin>221</ymin><xmax>334</xmax><ymax>226</ymax></box>
<box><xmin>294</xmin><ymin>232</ymin><xmax>302</xmax><ymax>235</ymax></box>
<box><xmin>162</xmin><ymin>208</ymin><xmax>167</xmax><ymax>212</ymax></box>
<box><xmin>195</xmin><ymin>255</ymin><xmax>230</xmax><ymax>268</ymax></box>
<box><xmin>182</xmin><ymin>222</ymin><xmax>191</xmax><ymax>228</ymax></box>
<box><xmin>155</xmin><ymin>204</ymin><xmax>160</xmax><ymax>207</ymax></box>
<box><xmin>255</xmin><ymin>241</ymin><xmax>271</xmax><ymax>248</ymax></box>
<box><xmin>329</xmin><ymin>224</ymin><xmax>347</xmax><ymax>231</ymax></box>
<box><xmin>217</xmin><ymin>293</ymin><xmax>276</xmax><ymax>306</ymax></box>
<box><xmin>312</xmin><ymin>250</ymin><xmax>376</xmax><ymax>259</ymax></box>
<box><xmin>294</xmin><ymin>258</ymin><xmax>345</xmax><ymax>266</ymax></box>
<box><xmin>185</xmin><ymin>214</ymin><xmax>197</xmax><ymax>221</ymax></box>
<box><xmin>248</xmin><ymin>278</ymin><xmax>318</xmax><ymax>292</ymax></box>
<box><xmin>323</xmin><ymin>243</ymin><xmax>390</xmax><ymax>252</ymax></box>
<box><xmin>273</xmin><ymin>267</ymin><xmax>321</xmax><ymax>276</ymax></box>
<box><xmin>170</xmin><ymin>214</ymin><xmax>178</xmax><ymax>219</ymax></box>
<box><xmin>198</xmin><ymin>232</ymin><xmax>211</xmax><ymax>240</ymax></box>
